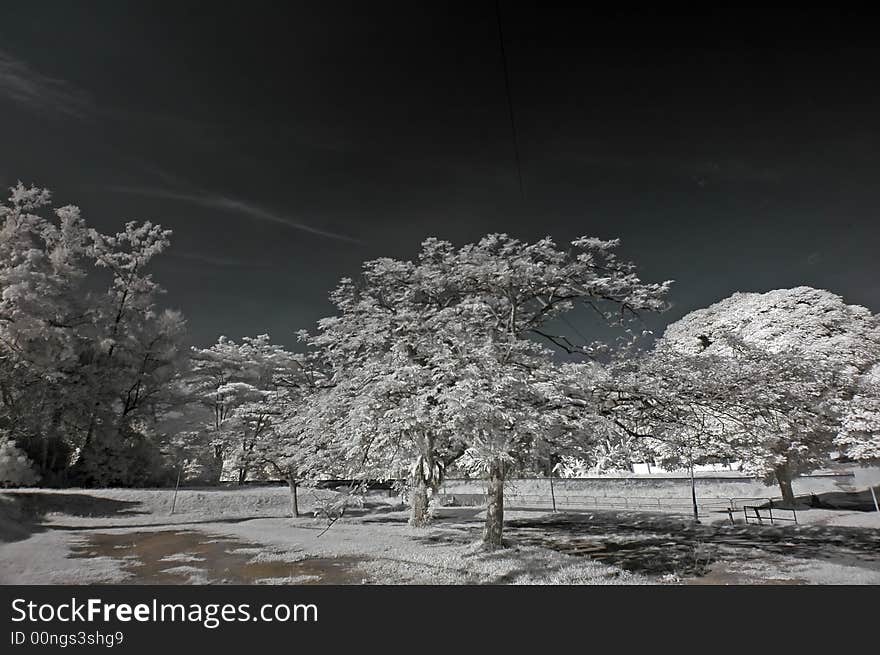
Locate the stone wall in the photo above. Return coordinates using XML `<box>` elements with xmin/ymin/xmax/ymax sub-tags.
<box><xmin>437</xmin><ymin>466</ymin><xmax>879</xmax><ymax>510</ymax></box>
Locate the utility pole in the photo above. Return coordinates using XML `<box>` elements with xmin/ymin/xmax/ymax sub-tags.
<box><xmin>689</xmin><ymin>449</ymin><xmax>700</xmax><ymax>523</ymax></box>
<box><xmin>169</xmin><ymin>464</ymin><xmax>182</xmax><ymax>516</ymax></box>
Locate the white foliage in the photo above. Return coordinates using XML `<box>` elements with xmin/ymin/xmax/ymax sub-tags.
<box><xmin>304</xmin><ymin>233</ymin><xmax>670</xmax><ymax>495</ymax></box>
<box><xmin>0</xmin><ymin>182</ymin><xmax>186</xmax><ymax>485</ymax></box>
<box><xmin>649</xmin><ymin>287</ymin><xmax>880</xmax><ymax>477</ymax></box>
<box><xmin>0</xmin><ymin>435</ymin><xmax>39</xmax><ymax>486</ymax></box>
<box><xmin>835</xmin><ymin>364</ymin><xmax>880</xmax><ymax>462</ymax></box>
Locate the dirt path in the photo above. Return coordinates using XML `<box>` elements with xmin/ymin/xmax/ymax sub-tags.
<box><xmin>70</xmin><ymin>529</ymin><xmax>367</xmax><ymax>584</ymax></box>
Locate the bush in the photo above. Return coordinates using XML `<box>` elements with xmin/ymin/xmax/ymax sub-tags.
<box><xmin>0</xmin><ymin>437</ymin><xmax>40</xmax><ymax>487</ymax></box>
<box><xmin>71</xmin><ymin>430</ymin><xmax>175</xmax><ymax>488</ymax></box>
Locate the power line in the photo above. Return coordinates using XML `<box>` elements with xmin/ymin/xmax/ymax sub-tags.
<box><xmin>560</xmin><ymin>313</ymin><xmax>592</xmax><ymax>348</ymax></box>
<box><xmin>495</xmin><ymin>0</ymin><xmax>525</xmax><ymax>201</ymax></box>
<box><xmin>495</xmin><ymin>4</ymin><xmax>592</xmax><ymax>354</ymax></box>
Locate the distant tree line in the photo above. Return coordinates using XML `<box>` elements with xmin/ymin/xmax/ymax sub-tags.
<box><xmin>1</xmin><ymin>183</ymin><xmax>878</xmax><ymax>548</ymax></box>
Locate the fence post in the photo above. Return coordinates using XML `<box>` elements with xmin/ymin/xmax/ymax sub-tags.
<box><xmin>768</xmin><ymin>498</ymin><xmax>774</xmax><ymax>525</ymax></box>
<box><xmin>871</xmin><ymin>486</ymin><xmax>880</xmax><ymax>513</ymax></box>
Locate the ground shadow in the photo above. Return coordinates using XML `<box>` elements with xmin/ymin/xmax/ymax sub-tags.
<box><xmin>0</xmin><ymin>492</ymin><xmax>144</xmax><ymax>543</ymax></box>
<box><xmin>504</xmin><ymin>510</ymin><xmax>880</xmax><ymax>579</ymax></box>
<box><xmin>361</xmin><ymin>507</ymin><xmax>484</xmax><ymax>525</ymax></box>
<box><xmin>338</xmin><ymin>502</ymin><xmax>408</xmax><ymax>519</ymax></box>
<box><xmin>799</xmin><ymin>487</ymin><xmax>880</xmax><ymax>512</ymax></box>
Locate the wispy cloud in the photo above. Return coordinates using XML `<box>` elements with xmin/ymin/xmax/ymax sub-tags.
<box><xmin>106</xmin><ymin>185</ymin><xmax>363</xmax><ymax>244</ymax></box>
<box><xmin>168</xmin><ymin>251</ymin><xmax>275</xmax><ymax>269</ymax></box>
<box><xmin>0</xmin><ymin>50</ymin><xmax>93</xmax><ymax>119</ymax></box>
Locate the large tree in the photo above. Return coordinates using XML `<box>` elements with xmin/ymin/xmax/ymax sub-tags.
<box><xmin>599</xmin><ymin>338</ymin><xmax>833</xmax><ymax>515</ymax></box>
<box><xmin>187</xmin><ymin>334</ymin><xmax>300</xmax><ymax>484</ymax></box>
<box><xmin>250</xmin><ymin>351</ymin><xmax>343</xmax><ymax>518</ymax></box>
<box><xmin>304</xmin><ymin>251</ymin><xmax>477</xmax><ymax>526</ymax></box>
<box><xmin>0</xmin><ymin>184</ymin><xmax>92</xmax><ymax>482</ymax></box>
<box><xmin>656</xmin><ymin>287</ymin><xmax>880</xmax><ymax>503</ymax></box>
<box><xmin>0</xmin><ymin>183</ymin><xmax>186</xmax><ymax>486</ymax></box>
<box><xmin>311</xmin><ymin>234</ymin><xmax>670</xmax><ymax>546</ymax></box>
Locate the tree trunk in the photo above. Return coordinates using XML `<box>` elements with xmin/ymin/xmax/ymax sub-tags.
<box><xmin>774</xmin><ymin>462</ymin><xmax>796</xmax><ymax>506</ymax></box>
<box><xmin>82</xmin><ymin>400</ymin><xmax>101</xmax><ymax>453</ymax></box>
<box><xmin>40</xmin><ymin>434</ymin><xmax>50</xmax><ymax>478</ymax></box>
<box><xmin>689</xmin><ymin>463</ymin><xmax>700</xmax><ymax>523</ymax></box>
<box><xmin>210</xmin><ymin>445</ymin><xmax>224</xmax><ymax>485</ymax></box>
<box><xmin>483</xmin><ymin>460</ymin><xmax>505</xmax><ymax>549</ymax></box>
<box><xmin>409</xmin><ymin>472</ymin><xmax>430</xmax><ymax>527</ymax></box>
<box><xmin>409</xmin><ymin>444</ymin><xmax>437</xmax><ymax>527</ymax></box>
<box><xmin>40</xmin><ymin>401</ymin><xmax>60</xmax><ymax>479</ymax></box>
<box><xmin>287</xmin><ymin>475</ymin><xmax>299</xmax><ymax>518</ymax></box>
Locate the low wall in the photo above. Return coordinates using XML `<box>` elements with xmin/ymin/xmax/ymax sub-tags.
<box><xmin>438</xmin><ymin>468</ymin><xmax>874</xmax><ymax>508</ymax></box>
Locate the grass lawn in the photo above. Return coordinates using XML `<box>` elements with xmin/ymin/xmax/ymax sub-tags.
<box><xmin>1</xmin><ymin>486</ymin><xmax>878</xmax><ymax>585</ymax></box>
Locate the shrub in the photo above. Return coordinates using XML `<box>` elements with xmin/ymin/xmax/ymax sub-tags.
<box><xmin>0</xmin><ymin>436</ymin><xmax>40</xmax><ymax>487</ymax></box>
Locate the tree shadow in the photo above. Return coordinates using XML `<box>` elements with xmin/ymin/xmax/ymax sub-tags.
<box><xmin>360</xmin><ymin>506</ymin><xmax>485</xmax><ymax>525</ymax></box>
<box><xmin>340</xmin><ymin>502</ymin><xmax>408</xmax><ymax>519</ymax></box>
<box><xmin>797</xmin><ymin>487</ymin><xmax>880</xmax><ymax>512</ymax></box>
<box><xmin>0</xmin><ymin>492</ymin><xmax>145</xmax><ymax>543</ymax></box>
<box><xmin>505</xmin><ymin>510</ymin><xmax>880</xmax><ymax>578</ymax></box>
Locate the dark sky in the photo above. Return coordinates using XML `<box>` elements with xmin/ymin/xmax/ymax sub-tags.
<box><xmin>1</xmin><ymin>4</ymin><xmax>879</xmax><ymax>347</ymax></box>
